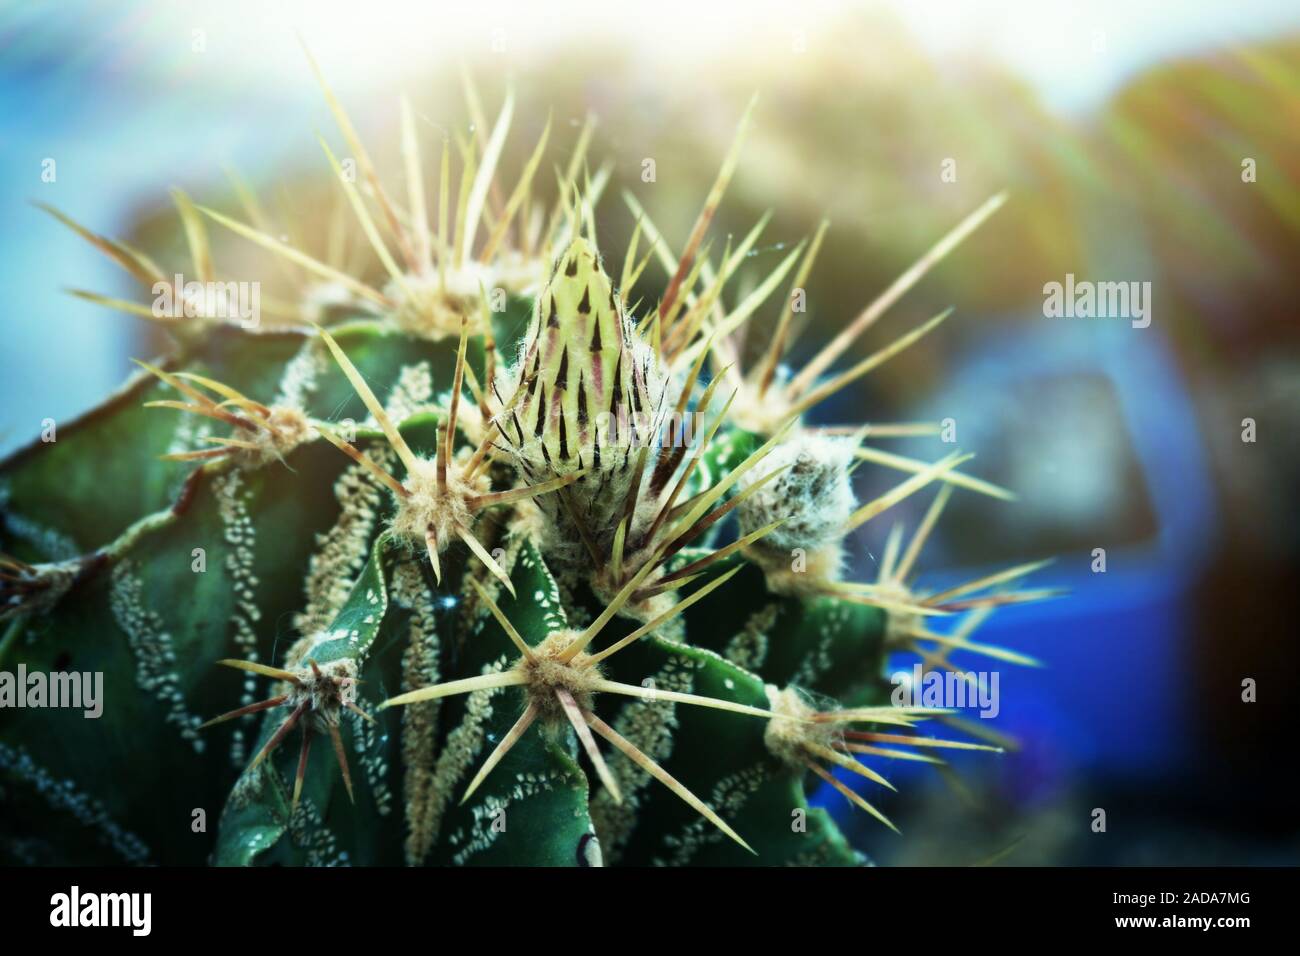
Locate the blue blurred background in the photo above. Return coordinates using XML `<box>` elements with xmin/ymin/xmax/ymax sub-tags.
<box><xmin>2</xmin><ymin>0</ymin><xmax>1297</xmax><ymax>864</ymax></box>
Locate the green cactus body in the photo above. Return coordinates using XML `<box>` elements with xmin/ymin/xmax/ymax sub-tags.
<box><xmin>0</xmin><ymin>69</ymin><xmax>1049</xmax><ymax>867</ymax></box>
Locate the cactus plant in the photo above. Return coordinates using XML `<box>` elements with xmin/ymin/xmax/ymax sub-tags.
<box><xmin>0</xmin><ymin>61</ymin><xmax>1055</xmax><ymax>867</ymax></box>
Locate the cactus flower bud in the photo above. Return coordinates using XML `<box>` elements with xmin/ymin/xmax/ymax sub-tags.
<box><xmin>502</xmin><ymin>236</ymin><xmax>671</xmax><ymax>562</ymax></box>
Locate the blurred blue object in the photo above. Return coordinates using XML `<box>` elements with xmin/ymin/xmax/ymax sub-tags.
<box><xmin>811</xmin><ymin>311</ymin><xmax>1218</xmax><ymax>821</ymax></box>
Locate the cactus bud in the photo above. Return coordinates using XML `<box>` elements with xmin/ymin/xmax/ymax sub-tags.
<box><xmin>502</xmin><ymin>236</ymin><xmax>670</xmax><ymax>562</ymax></box>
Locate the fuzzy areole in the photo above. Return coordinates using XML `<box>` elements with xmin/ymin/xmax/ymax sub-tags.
<box><xmin>519</xmin><ymin>630</ymin><xmax>605</xmax><ymax>726</ymax></box>
<box><xmin>388</xmin><ymin>453</ymin><xmax>489</xmax><ymax>552</ymax></box>
<box><xmin>0</xmin><ymin>555</ymin><xmax>81</xmax><ymax>619</ymax></box>
<box><xmin>763</xmin><ymin>685</ymin><xmax>834</xmax><ymax>766</ymax></box>
<box><xmin>750</xmin><ymin>540</ymin><xmax>846</xmax><ymax>595</ymax></box>
<box><xmin>729</xmin><ymin>378</ymin><xmax>799</xmax><ymax>437</ymax></box>
<box><xmin>875</xmin><ymin>579</ymin><xmax>926</xmax><ymax>646</ymax></box>
<box><xmin>737</xmin><ymin>431</ymin><xmax>857</xmax><ymax>554</ymax></box>
<box><xmin>235</xmin><ymin>405</ymin><xmax>313</xmax><ymax>468</ymax></box>
<box><xmin>386</xmin><ymin>247</ymin><xmax>546</xmax><ymax>340</ymax></box>
<box><xmin>286</xmin><ymin>658</ymin><xmax>360</xmax><ymax>729</ymax></box>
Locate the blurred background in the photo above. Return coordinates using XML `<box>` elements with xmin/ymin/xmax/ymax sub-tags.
<box><xmin>1</xmin><ymin>0</ymin><xmax>1296</xmax><ymax>864</ymax></box>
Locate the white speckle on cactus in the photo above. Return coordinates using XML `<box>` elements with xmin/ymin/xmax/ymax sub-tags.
<box><xmin>416</xmin><ymin>655</ymin><xmax>511</xmax><ymax>859</ymax></box>
<box><xmin>588</xmin><ymin>654</ymin><xmax>692</xmax><ymax>862</ymax></box>
<box><xmin>0</xmin><ymin>743</ymin><xmax>151</xmax><ymax>864</ymax></box>
<box><xmin>392</xmin><ymin>559</ymin><xmax>443</xmax><ymax>864</ymax></box>
<box><xmin>214</xmin><ymin>470</ymin><xmax>262</xmax><ymax>764</ymax></box>
<box><xmin>350</xmin><ymin>706</ymin><xmax>393</xmax><ymax>817</ymax></box>
<box><xmin>285</xmin><ymin>793</ymin><xmax>348</xmax><ymax>867</ymax></box>
<box><xmin>723</xmin><ymin>604</ymin><xmax>778</xmax><ymax>671</ymax></box>
<box><xmin>293</xmin><ymin>453</ymin><xmax>390</xmax><ymax>643</ymax></box>
<box><xmin>380</xmin><ymin>361</ymin><xmax>437</xmax><ymax>423</ymax></box>
<box><xmin>108</xmin><ymin>561</ymin><xmax>205</xmax><ymax>754</ymax></box>
<box><xmin>653</xmin><ymin>763</ymin><xmax>766</xmax><ymax>867</ymax></box>
<box><xmin>273</xmin><ymin>337</ymin><xmax>327</xmax><ymax>412</ymax></box>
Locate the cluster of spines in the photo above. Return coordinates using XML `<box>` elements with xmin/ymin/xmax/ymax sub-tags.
<box><xmin>200</xmin><ymin>658</ymin><xmax>372</xmax><ymax>812</ymax></box>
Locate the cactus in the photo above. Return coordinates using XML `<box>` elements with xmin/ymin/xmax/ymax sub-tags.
<box><xmin>0</xmin><ymin>64</ymin><xmax>1055</xmax><ymax>867</ymax></box>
